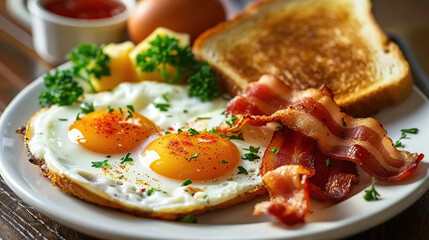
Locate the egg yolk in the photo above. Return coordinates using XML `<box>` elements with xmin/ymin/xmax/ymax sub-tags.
<box><xmin>69</xmin><ymin>110</ymin><xmax>158</xmax><ymax>154</ymax></box>
<box><xmin>147</xmin><ymin>132</ymin><xmax>240</xmax><ymax>181</ymax></box>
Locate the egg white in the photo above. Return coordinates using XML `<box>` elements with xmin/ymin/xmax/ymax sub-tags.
<box><xmin>26</xmin><ymin>81</ymin><xmax>272</xmax><ymax>214</ymax></box>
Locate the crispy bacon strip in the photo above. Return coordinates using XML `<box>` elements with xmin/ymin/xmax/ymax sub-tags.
<box><xmin>263</xmin><ymin>129</ymin><xmax>359</xmax><ymax>202</ymax></box>
<box><xmin>253</xmin><ymin>165</ymin><xmax>311</xmax><ymax>225</ymax></box>
<box><xmin>309</xmin><ymin>147</ymin><xmax>359</xmax><ymax>202</ymax></box>
<box><xmin>261</xmin><ymin>129</ymin><xmax>316</xmax><ymax>175</ymax></box>
<box><xmin>226</xmin><ymin>75</ymin><xmax>423</xmax><ymax>182</ymax></box>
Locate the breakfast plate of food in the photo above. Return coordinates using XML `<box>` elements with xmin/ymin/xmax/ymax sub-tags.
<box><xmin>1</xmin><ymin>0</ymin><xmax>429</xmax><ymax>239</ymax></box>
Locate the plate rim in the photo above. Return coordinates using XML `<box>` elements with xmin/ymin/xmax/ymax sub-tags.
<box><xmin>1</xmin><ymin>77</ymin><xmax>429</xmax><ymax>240</ymax></box>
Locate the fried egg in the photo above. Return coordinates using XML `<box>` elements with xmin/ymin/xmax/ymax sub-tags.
<box><xmin>25</xmin><ymin>81</ymin><xmax>273</xmax><ymax>218</ymax></box>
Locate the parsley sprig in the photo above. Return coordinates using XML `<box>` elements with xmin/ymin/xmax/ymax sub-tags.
<box><xmin>135</xmin><ymin>34</ymin><xmax>220</xmax><ymax>101</ymax></box>
<box><xmin>68</xmin><ymin>44</ymin><xmax>110</xmax><ymax>92</ymax></box>
<box><xmin>394</xmin><ymin>128</ymin><xmax>419</xmax><ymax>148</ymax></box>
<box><xmin>187</xmin><ymin>62</ymin><xmax>220</xmax><ymax>101</ymax></box>
<box><xmin>135</xmin><ymin>34</ymin><xmax>197</xmax><ymax>83</ymax></box>
<box><xmin>363</xmin><ymin>177</ymin><xmax>380</xmax><ymax>201</ymax></box>
<box><xmin>39</xmin><ymin>44</ymin><xmax>110</xmax><ymax>107</ymax></box>
<box><xmin>39</xmin><ymin>70</ymin><xmax>84</xmax><ymax>107</ymax></box>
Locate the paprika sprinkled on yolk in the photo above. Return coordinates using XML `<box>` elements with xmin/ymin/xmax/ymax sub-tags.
<box><xmin>69</xmin><ymin>110</ymin><xmax>158</xmax><ymax>154</ymax></box>
<box><xmin>147</xmin><ymin>132</ymin><xmax>240</xmax><ymax>181</ymax></box>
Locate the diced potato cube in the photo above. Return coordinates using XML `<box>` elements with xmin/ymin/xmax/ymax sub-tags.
<box><xmin>90</xmin><ymin>41</ymin><xmax>137</xmax><ymax>92</ymax></box>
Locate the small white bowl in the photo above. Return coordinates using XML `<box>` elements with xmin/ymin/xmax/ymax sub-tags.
<box><xmin>24</xmin><ymin>0</ymin><xmax>135</xmax><ymax>64</ymax></box>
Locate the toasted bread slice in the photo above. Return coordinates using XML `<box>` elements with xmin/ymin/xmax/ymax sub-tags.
<box><xmin>194</xmin><ymin>0</ymin><xmax>413</xmax><ymax>117</ymax></box>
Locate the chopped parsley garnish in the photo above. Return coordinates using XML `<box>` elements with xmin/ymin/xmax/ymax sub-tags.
<box><xmin>147</xmin><ymin>188</ymin><xmax>167</xmax><ymax>196</ymax></box>
<box><xmin>183</xmin><ymin>109</ymin><xmax>188</xmax><ymax>113</ymax></box>
<box><xmin>223</xmin><ymin>135</ymin><xmax>244</xmax><ymax>141</ymax></box>
<box><xmin>363</xmin><ymin>177</ymin><xmax>380</xmax><ymax>201</ymax></box>
<box><xmin>126</xmin><ymin>105</ymin><xmax>135</xmax><ymax>112</ymax></box>
<box><xmin>394</xmin><ymin>132</ymin><xmax>407</xmax><ymax>147</ymax></box>
<box><xmin>237</xmin><ymin>166</ymin><xmax>248</xmax><ymax>175</ymax></box>
<box><xmin>162</xmin><ymin>93</ymin><xmax>170</xmax><ymax>102</ymax></box>
<box><xmin>76</xmin><ymin>113</ymin><xmax>81</xmax><ymax>120</ymax></box>
<box><xmin>225</xmin><ymin>114</ymin><xmax>237</xmax><ymax>127</ymax></box>
<box><xmin>242</xmin><ymin>146</ymin><xmax>260</xmax><ymax>161</ymax></box>
<box><xmin>117</xmin><ymin>175</ymin><xmax>124</xmax><ymax>180</ymax></box>
<box><xmin>325</xmin><ymin>158</ymin><xmax>336</xmax><ymax>167</ymax></box>
<box><xmin>119</xmin><ymin>107</ymin><xmax>123</xmax><ymax>114</ymax></box>
<box><xmin>107</xmin><ymin>105</ymin><xmax>114</xmax><ymax>113</ymax></box>
<box><xmin>125</xmin><ymin>110</ymin><xmax>133</xmax><ymax>118</ymax></box>
<box><xmin>80</xmin><ymin>102</ymin><xmax>94</xmax><ymax>114</ymax></box>
<box><xmin>188</xmin><ymin>153</ymin><xmax>198</xmax><ymax>161</ymax></box>
<box><xmin>221</xmin><ymin>160</ymin><xmax>228</xmax><ymax>164</ymax></box>
<box><xmin>179</xmin><ymin>215</ymin><xmax>197</xmax><ymax>223</ymax></box>
<box><xmin>221</xmin><ymin>110</ymin><xmax>225</xmax><ymax>115</ymax></box>
<box><xmin>181</xmin><ymin>179</ymin><xmax>193</xmax><ymax>186</ymax></box>
<box><xmin>68</xmin><ymin>44</ymin><xmax>110</xmax><ymax>92</ymax></box>
<box><xmin>196</xmin><ymin>117</ymin><xmax>211</xmax><ymax>121</ymax></box>
<box><xmin>147</xmin><ymin>188</ymin><xmax>154</xmax><ymax>196</ymax></box>
<box><xmin>208</xmin><ymin>128</ymin><xmax>217</xmax><ymax>134</ymax></box>
<box><xmin>187</xmin><ymin>128</ymin><xmax>200</xmax><ymax>136</ymax></box>
<box><xmin>394</xmin><ymin>128</ymin><xmax>418</xmax><ymax>148</ymax></box>
<box><xmin>242</xmin><ymin>153</ymin><xmax>260</xmax><ymax>161</ymax></box>
<box><xmin>135</xmin><ymin>34</ymin><xmax>220</xmax><ymax>101</ymax></box>
<box><xmin>177</xmin><ymin>129</ymin><xmax>183</xmax><ymax>134</ymax></box>
<box><xmin>165</xmin><ymin>131</ymin><xmax>171</xmax><ymax>135</ymax></box>
<box><xmin>270</xmin><ymin>148</ymin><xmax>279</xmax><ymax>154</ymax></box>
<box><xmin>58</xmin><ymin>118</ymin><xmax>68</xmax><ymax>121</ymax></box>
<box><xmin>39</xmin><ymin>69</ymin><xmax>84</xmax><ymax>107</ymax></box>
<box><xmin>243</xmin><ymin>146</ymin><xmax>261</xmax><ymax>153</ymax></box>
<box><xmin>207</xmin><ymin>128</ymin><xmax>244</xmax><ymax>141</ymax></box>
<box><xmin>120</xmin><ymin>152</ymin><xmax>133</xmax><ymax>164</ymax></box>
<box><xmin>153</xmin><ymin>102</ymin><xmax>170</xmax><ymax>112</ymax></box>
<box><xmin>91</xmin><ymin>159</ymin><xmax>109</xmax><ymax>168</ymax></box>
<box><xmin>401</xmin><ymin>128</ymin><xmax>419</xmax><ymax>134</ymax></box>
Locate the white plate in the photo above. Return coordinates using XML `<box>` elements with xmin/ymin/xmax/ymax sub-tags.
<box><xmin>1</xmin><ymin>76</ymin><xmax>429</xmax><ymax>240</ymax></box>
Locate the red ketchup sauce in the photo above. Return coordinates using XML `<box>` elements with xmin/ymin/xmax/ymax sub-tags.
<box><xmin>43</xmin><ymin>0</ymin><xmax>126</xmax><ymax>20</ymax></box>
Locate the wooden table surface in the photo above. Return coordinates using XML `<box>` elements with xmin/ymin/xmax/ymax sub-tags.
<box><xmin>0</xmin><ymin>0</ymin><xmax>428</xmax><ymax>239</ymax></box>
